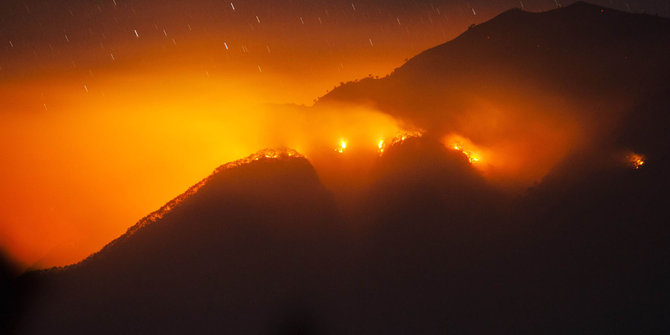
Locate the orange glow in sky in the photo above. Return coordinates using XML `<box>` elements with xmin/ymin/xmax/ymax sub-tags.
<box><xmin>0</xmin><ymin>65</ymin><xmax>587</xmax><ymax>269</ymax></box>
<box><xmin>0</xmin><ymin>1</ymin><xmax>590</xmax><ymax>269</ymax></box>
<box><xmin>0</xmin><ymin>69</ymin><xmax>410</xmax><ymax>268</ymax></box>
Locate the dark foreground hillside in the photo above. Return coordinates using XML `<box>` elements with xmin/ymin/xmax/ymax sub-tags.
<box><xmin>13</xmin><ymin>134</ymin><xmax>670</xmax><ymax>333</ymax></box>
<box><xmin>21</xmin><ymin>151</ymin><xmax>344</xmax><ymax>334</ymax></box>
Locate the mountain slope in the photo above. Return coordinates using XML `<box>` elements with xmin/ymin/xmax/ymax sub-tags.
<box><xmin>17</xmin><ymin>135</ymin><xmax>670</xmax><ymax>334</ymax></box>
<box><xmin>321</xmin><ymin>2</ymin><xmax>670</xmax><ymax>122</ymax></box>
<box><xmin>318</xmin><ymin>2</ymin><xmax>670</xmax><ymax>184</ymax></box>
<box><xmin>314</xmin><ymin>3</ymin><xmax>670</xmax><ymax>331</ymax></box>
<box><xmin>22</xmin><ymin>150</ymin><xmax>343</xmax><ymax>334</ymax></box>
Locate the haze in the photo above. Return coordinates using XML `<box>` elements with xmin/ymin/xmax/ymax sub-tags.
<box><xmin>0</xmin><ymin>0</ymin><xmax>666</xmax><ymax>268</ymax></box>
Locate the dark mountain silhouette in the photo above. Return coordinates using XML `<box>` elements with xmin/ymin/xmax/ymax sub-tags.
<box><xmin>320</xmin><ymin>2</ymin><xmax>670</xmax><ymax>121</ymax></box>
<box><xmin>16</xmin><ymin>134</ymin><xmax>670</xmax><ymax>334</ymax></box>
<box><xmin>339</xmin><ymin>137</ymin><xmax>512</xmax><ymax>333</ymax></box>
<box><xmin>0</xmin><ymin>252</ymin><xmax>21</xmax><ymax>334</ymax></box>
<box><xmin>20</xmin><ymin>150</ymin><xmax>345</xmax><ymax>334</ymax></box>
<box><xmin>499</xmin><ymin>88</ymin><xmax>670</xmax><ymax>333</ymax></box>
<box><xmin>10</xmin><ymin>2</ymin><xmax>670</xmax><ymax>334</ymax></box>
<box><xmin>327</xmin><ymin>134</ymin><xmax>669</xmax><ymax>333</ymax></box>
<box><xmin>319</xmin><ymin>2</ymin><xmax>670</xmax><ymax>168</ymax></box>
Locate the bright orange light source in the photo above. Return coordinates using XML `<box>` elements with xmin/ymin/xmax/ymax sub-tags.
<box><xmin>450</xmin><ymin>141</ymin><xmax>481</xmax><ymax>163</ymax></box>
<box><xmin>443</xmin><ymin>134</ymin><xmax>486</xmax><ymax>165</ymax></box>
<box><xmin>378</xmin><ymin>139</ymin><xmax>385</xmax><ymax>153</ymax></box>
<box><xmin>336</xmin><ymin>139</ymin><xmax>347</xmax><ymax>153</ymax></box>
<box><xmin>391</xmin><ymin>130</ymin><xmax>424</xmax><ymax>145</ymax></box>
<box><xmin>627</xmin><ymin>152</ymin><xmax>646</xmax><ymax>169</ymax></box>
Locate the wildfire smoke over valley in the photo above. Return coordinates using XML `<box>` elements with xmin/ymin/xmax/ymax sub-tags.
<box><xmin>0</xmin><ymin>67</ymin><xmax>593</xmax><ymax>267</ymax></box>
<box><xmin>1</xmin><ymin>0</ymin><xmax>667</xmax><ymax>269</ymax></box>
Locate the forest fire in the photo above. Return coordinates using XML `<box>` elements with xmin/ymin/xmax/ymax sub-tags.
<box><xmin>332</xmin><ymin>130</ymin><xmax>423</xmax><ymax>156</ymax></box>
<box><xmin>376</xmin><ymin>131</ymin><xmax>424</xmax><ymax>154</ymax></box>
<box><xmin>253</xmin><ymin>149</ymin><xmax>302</xmax><ymax>161</ymax></box>
<box><xmin>336</xmin><ymin>140</ymin><xmax>348</xmax><ymax>153</ymax></box>
<box><xmin>0</xmin><ymin>0</ymin><xmax>652</xmax><ymax>274</ymax></box>
<box><xmin>395</xmin><ymin>131</ymin><xmax>423</xmax><ymax>143</ymax></box>
<box><xmin>445</xmin><ymin>135</ymin><xmax>484</xmax><ymax>164</ymax></box>
<box><xmin>627</xmin><ymin>153</ymin><xmax>646</xmax><ymax>169</ymax></box>
<box><xmin>451</xmin><ymin>143</ymin><xmax>481</xmax><ymax>163</ymax></box>
<box><xmin>378</xmin><ymin>140</ymin><xmax>385</xmax><ymax>153</ymax></box>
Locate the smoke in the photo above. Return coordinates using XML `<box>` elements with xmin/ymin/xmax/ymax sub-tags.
<box><xmin>0</xmin><ymin>71</ymin><xmax>411</xmax><ymax>268</ymax></box>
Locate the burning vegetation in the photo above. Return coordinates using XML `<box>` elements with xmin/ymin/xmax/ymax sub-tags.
<box><xmin>444</xmin><ymin>134</ymin><xmax>484</xmax><ymax>164</ymax></box>
<box><xmin>627</xmin><ymin>152</ymin><xmax>646</xmax><ymax>169</ymax></box>
<box><xmin>334</xmin><ymin>130</ymin><xmax>424</xmax><ymax>155</ymax></box>
<box><xmin>252</xmin><ymin>148</ymin><xmax>303</xmax><ymax>160</ymax></box>
<box><xmin>336</xmin><ymin>140</ymin><xmax>348</xmax><ymax>153</ymax></box>
<box><xmin>451</xmin><ymin>143</ymin><xmax>481</xmax><ymax>163</ymax></box>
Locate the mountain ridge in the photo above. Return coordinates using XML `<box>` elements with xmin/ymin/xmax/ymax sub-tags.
<box><xmin>53</xmin><ymin>148</ymin><xmax>307</xmax><ymax>272</ymax></box>
<box><xmin>319</xmin><ymin>1</ymin><xmax>670</xmax><ymax>110</ymax></box>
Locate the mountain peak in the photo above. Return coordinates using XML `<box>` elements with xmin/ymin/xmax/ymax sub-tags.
<box><xmin>542</xmin><ymin>0</ymin><xmax>630</xmax><ymax>17</ymax></box>
<box><xmin>564</xmin><ymin>1</ymin><xmax>610</xmax><ymax>10</ymax></box>
<box><xmin>321</xmin><ymin>1</ymin><xmax>669</xmax><ymax>106</ymax></box>
<box><xmin>491</xmin><ymin>1</ymin><xmax>612</xmax><ymax>21</ymax></box>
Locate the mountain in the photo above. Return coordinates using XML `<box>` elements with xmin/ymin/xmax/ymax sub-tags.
<box><xmin>332</xmin><ymin>135</ymin><xmax>669</xmax><ymax>333</ymax></box>
<box><xmin>16</xmin><ymin>135</ymin><xmax>670</xmax><ymax>334</ymax></box>
<box><xmin>318</xmin><ymin>2</ymin><xmax>670</xmax><ymax>184</ymax></box>
<box><xmin>18</xmin><ymin>137</ymin><xmax>516</xmax><ymax>334</ymax></box>
<box><xmin>320</xmin><ymin>1</ymin><xmax>670</xmax><ymax>127</ymax></box>
<box><xmin>21</xmin><ymin>150</ymin><xmax>344</xmax><ymax>334</ymax></box>
<box><xmin>0</xmin><ymin>252</ymin><xmax>21</xmax><ymax>334</ymax></box>
<box><xmin>12</xmin><ymin>2</ymin><xmax>670</xmax><ymax>334</ymax></box>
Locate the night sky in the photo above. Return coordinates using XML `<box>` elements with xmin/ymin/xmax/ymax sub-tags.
<box><xmin>1</xmin><ymin>0</ymin><xmax>668</xmax><ymax>82</ymax></box>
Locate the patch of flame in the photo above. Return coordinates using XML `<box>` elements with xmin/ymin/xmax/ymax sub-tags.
<box><xmin>627</xmin><ymin>152</ymin><xmax>645</xmax><ymax>169</ymax></box>
<box><xmin>329</xmin><ymin>129</ymin><xmax>423</xmax><ymax>158</ymax></box>
<box><xmin>448</xmin><ymin>137</ymin><xmax>483</xmax><ymax>164</ymax></box>
<box><xmin>374</xmin><ymin>129</ymin><xmax>425</xmax><ymax>155</ymax></box>
<box><xmin>336</xmin><ymin>139</ymin><xmax>347</xmax><ymax>153</ymax></box>
<box><xmin>387</xmin><ymin>130</ymin><xmax>424</xmax><ymax>146</ymax></box>
<box><xmin>333</xmin><ymin>129</ymin><xmax>423</xmax><ymax>155</ymax></box>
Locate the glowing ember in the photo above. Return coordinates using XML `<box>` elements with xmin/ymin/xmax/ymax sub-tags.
<box><xmin>627</xmin><ymin>153</ymin><xmax>646</xmax><ymax>169</ymax></box>
<box><xmin>252</xmin><ymin>148</ymin><xmax>302</xmax><ymax>161</ymax></box>
<box><xmin>451</xmin><ymin>142</ymin><xmax>481</xmax><ymax>163</ymax></box>
<box><xmin>333</xmin><ymin>129</ymin><xmax>423</xmax><ymax>155</ymax></box>
<box><xmin>442</xmin><ymin>134</ymin><xmax>486</xmax><ymax>165</ymax></box>
<box><xmin>336</xmin><ymin>139</ymin><xmax>348</xmax><ymax>153</ymax></box>
<box><xmin>378</xmin><ymin>140</ymin><xmax>385</xmax><ymax>153</ymax></box>
<box><xmin>388</xmin><ymin>130</ymin><xmax>424</xmax><ymax>146</ymax></box>
<box><xmin>373</xmin><ymin>130</ymin><xmax>425</xmax><ymax>155</ymax></box>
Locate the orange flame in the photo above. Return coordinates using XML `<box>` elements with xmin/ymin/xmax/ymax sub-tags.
<box><xmin>336</xmin><ymin>139</ymin><xmax>348</xmax><ymax>153</ymax></box>
<box><xmin>627</xmin><ymin>152</ymin><xmax>646</xmax><ymax>169</ymax></box>
<box><xmin>446</xmin><ymin>135</ymin><xmax>483</xmax><ymax>164</ymax></box>
<box><xmin>378</xmin><ymin>140</ymin><xmax>385</xmax><ymax>153</ymax></box>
